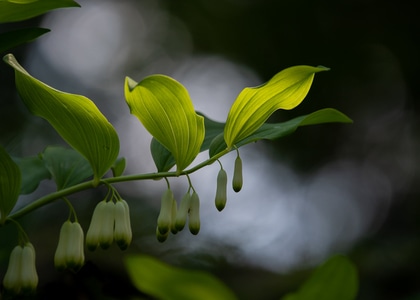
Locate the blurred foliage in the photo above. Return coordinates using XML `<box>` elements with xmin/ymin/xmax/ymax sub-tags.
<box><xmin>1</xmin><ymin>0</ymin><xmax>419</xmax><ymax>299</ymax></box>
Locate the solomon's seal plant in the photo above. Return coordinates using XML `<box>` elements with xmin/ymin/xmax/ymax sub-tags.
<box><xmin>0</xmin><ymin>49</ymin><xmax>352</xmax><ymax>294</ymax></box>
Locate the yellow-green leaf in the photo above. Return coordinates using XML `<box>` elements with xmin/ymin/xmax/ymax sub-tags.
<box><xmin>3</xmin><ymin>54</ymin><xmax>120</xmax><ymax>185</ymax></box>
<box><xmin>125</xmin><ymin>75</ymin><xmax>204</xmax><ymax>173</ymax></box>
<box><xmin>0</xmin><ymin>146</ymin><xmax>21</xmax><ymax>224</ymax></box>
<box><xmin>125</xmin><ymin>255</ymin><xmax>238</xmax><ymax>300</ymax></box>
<box><xmin>224</xmin><ymin>65</ymin><xmax>329</xmax><ymax>148</ymax></box>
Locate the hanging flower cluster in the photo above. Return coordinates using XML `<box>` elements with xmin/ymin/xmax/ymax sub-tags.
<box><xmin>3</xmin><ymin>243</ymin><xmax>38</xmax><ymax>295</ymax></box>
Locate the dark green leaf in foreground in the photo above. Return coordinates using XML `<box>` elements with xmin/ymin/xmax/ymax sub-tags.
<box><xmin>0</xmin><ymin>0</ymin><xmax>80</xmax><ymax>23</ymax></box>
<box><xmin>125</xmin><ymin>255</ymin><xmax>238</xmax><ymax>300</ymax></box>
<box><xmin>282</xmin><ymin>255</ymin><xmax>358</xmax><ymax>300</ymax></box>
<box><xmin>0</xmin><ymin>28</ymin><xmax>50</xmax><ymax>53</ymax></box>
<box><xmin>4</xmin><ymin>54</ymin><xmax>120</xmax><ymax>185</ymax></box>
<box><xmin>0</xmin><ymin>146</ymin><xmax>21</xmax><ymax>223</ymax></box>
<box><xmin>209</xmin><ymin>108</ymin><xmax>352</xmax><ymax>157</ymax></box>
<box><xmin>41</xmin><ymin>146</ymin><xmax>93</xmax><ymax>190</ymax></box>
<box><xmin>13</xmin><ymin>155</ymin><xmax>50</xmax><ymax>195</ymax></box>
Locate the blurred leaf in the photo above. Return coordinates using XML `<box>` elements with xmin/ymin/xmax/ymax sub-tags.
<box><xmin>0</xmin><ymin>146</ymin><xmax>21</xmax><ymax>223</ymax></box>
<box><xmin>210</xmin><ymin>108</ymin><xmax>352</xmax><ymax>157</ymax></box>
<box><xmin>125</xmin><ymin>255</ymin><xmax>238</xmax><ymax>300</ymax></box>
<box><xmin>13</xmin><ymin>155</ymin><xmax>50</xmax><ymax>194</ymax></box>
<box><xmin>111</xmin><ymin>157</ymin><xmax>126</xmax><ymax>177</ymax></box>
<box><xmin>0</xmin><ymin>28</ymin><xmax>50</xmax><ymax>53</ymax></box>
<box><xmin>125</xmin><ymin>75</ymin><xmax>204</xmax><ymax>173</ymax></box>
<box><xmin>0</xmin><ymin>0</ymin><xmax>80</xmax><ymax>23</ymax></box>
<box><xmin>42</xmin><ymin>146</ymin><xmax>93</xmax><ymax>190</ymax></box>
<box><xmin>4</xmin><ymin>54</ymin><xmax>120</xmax><ymax>185</ymax></box>
<box><xmin>282</xmin><ymin>255</ymin><xmax>358</xmax><ymax>300</ymax></box>
<box><xmin>224</xmin><ymin>65</ymin><xmax>329</xmax><ymax>148</ymax></box>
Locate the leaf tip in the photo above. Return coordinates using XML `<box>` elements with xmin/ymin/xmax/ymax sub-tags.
<box><xmin>125</xmin><ymin>76</ymin><xmax>138</xmax><ymax>92</ymax></box>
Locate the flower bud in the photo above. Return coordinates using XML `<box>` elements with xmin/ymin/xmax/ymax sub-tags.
<box><xmin>54</xmin><ymin>221</ymin><xmax>84</xmax><ymax>271</ymax></box>
<box><xmin>86</xmin><ymin>201</ymin><xmax>115</xmax><ymax>251</ymax></box>
<box><xmin>157</xmin><ymin>189</ymin><xmax>173</xmax><ymax>235</ymax></box>
<box><xmin>215</xmin><ymin>168</ymin><xmax>228</xmax><ymax>211</ymax></box>
<box><xmin>175</xmin><ymin>192</ymin><xmax>191</xmax><ymax>231</ymax></box>
<box><xmin>20</xmin><ymin>243</ymin><xmax>38</xmax><ymax>292</ymax></box>
<box><xmin>3</xmin><ymin>243</ymin><xmax>38</xmax><ymax>294</ymax></box>
<box><xmin>3</xmin><ymin>245</ymin><xmax>23</xmax><ymax>294</ymax></box>
<box><xmin>170</xmin><ymin>197</ymin><xmax>178</xmax><ymax>234</ymax></box>
<box><xmin>86</xmin><ymin>201</ymin><xmax>107</xmax><ymax>251</ymax></box>
<box><xmin>188</xmin><ymin>191</ymin><xmax>200</xmax><ymax>235</ymax></box>
<box><xmin>114</xmin><ymin>200</ymin><xmax>132</xmax><ymax>250</ymax></box>
<box><xmin>98</xmin><ymin>201</ymin><xmax>116</xmax><ymax>249</ymax></box>
<box><xmin>232</xmin><ymin>155</ymin><xmax>243</xmax><ymax>192</ymax></box>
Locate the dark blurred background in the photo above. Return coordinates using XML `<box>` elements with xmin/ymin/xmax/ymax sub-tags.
<box><xmin>1</xmin><ymin>0</ymin><xmax>420</xmax><ymax>299</ymax></box>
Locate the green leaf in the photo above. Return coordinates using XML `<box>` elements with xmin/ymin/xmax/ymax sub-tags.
<box><xmin>210</xmin><ymin>108</ymin><xmax>352</xmax><ymax>157</ymax></box>
<box><xmin>125</xmin><ymin>75</ymin><xmax>205</xmax><ymax>173</ymax></box>
<box><xmin>150</xmin><ymin>113</ymin><xmax>225</xmax><ymax>172</ymax></box>
<box><xmin>13</xmin><ymin>155</ymin><xmax>50</xmax><ymax>194</ymax></box>
<box><xmin>125</xmin><ymin>255</ymin><xmax>238</xmax><ymax>300</ymax></box>
<box><xmin>0</xmin><ymin>0</ymin><xmax>80</xmax><ymax>23</ymax></box>
<box><xmin>111</xmin><ymin>157</ymin><xmax>126</xmax><ymax>177</ymax></box>
<box><xmin>0</xmin><ymin>146</ymin><xmax>21</xmax><ymax>223</ymax></box>
<box><xmin>41</xmin><ymin>146</ymin><xmax>93</xmax><ymax>190</ymax></box>
<box><xmin>224</xmin><ymin>65</ymin><xmax>329</xmax><ymax>148</ymax></box>
<box><xmin>282</xmin><ymin>255</ymin><xmax>358</xmax><ymax>300</ymax></box>
<box><xmin>4</xmin><ymin>54</ymin><xmax>120</xmax><ymax>185</ymax></box>
<box><xmin>150</xmin><ymin>138</ymin><xmax>176</xmax><ymax>172</ymax></box>
<box><xmin>0</xmin><ymin>28</ymin><xmax>50</xmax><ymax>53</ymax></box>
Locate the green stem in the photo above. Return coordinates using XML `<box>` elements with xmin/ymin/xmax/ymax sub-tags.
<box><xmin>5</xmin><ymin>148</ymin><xmax>231</xmax><ymax>222</ymax></box>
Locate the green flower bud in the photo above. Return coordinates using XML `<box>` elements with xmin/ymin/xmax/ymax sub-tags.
<box><xmin>20</xmin><ymin>243</ymin><xmax>38</xmax><ymax>293</ymax></box>
<box><xmin>3</xmin><ymin>245</ymin><xmax>23</xmax><ymax>294</ymax></box>
<box><xmin>170</xmin><ymin>197</ymin><xmax>178</xmax><ymax>234</ymax></box>
<box><xmin>86</xmin><ymin>200</ymin><xmax>107</xmax><ymax>251</ymax></box>
<box><xmin>156</xmin><ymin>225</ymin><xmax>169</xmax><ymax>243</ymax></box>
<box><xmin>98</xmin><ymin>201</ymin><xmax>116</xmax><ymax>249</ymax></box>
<box><xmin>188</xmin><ymin>191</ymin><xmax>200</xmax><ymax>235</ymax></box>
<box><xmin>232</xmin><ymin>155</ymin><xmax>243</xmax><ymax>193</ymax></box>
<box><xmin>175</xmin><ymin>192</ymin><xmax>191</xmax><ymax>231</ymax></box>
<box><xmin>157</xmin><ymin>189</ymin><xmax>173</xmax><ymax>235</ymax></box>
<box><xmin>86</xmin><ymin>200</ymin><xmax>115</xmax><ymax>250</ymax></box>
<box><xmin>114</xmin><ymin>200</ymin><xmax>132</xmax><ymax>250</ymax></box>
<box><xmin>54</xmin><ymin>221</ymin><xmax>85</xmax><ymax>271</ymax></box>
<box><xmin>215</xmin><ymin>168</ymin><xmax>228</xmax><ymax>211</ymax></box>
<box><xmin>3</xmin><ymin>243</ymin><xmax>38</xmax><ymax>294</ymax></box>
